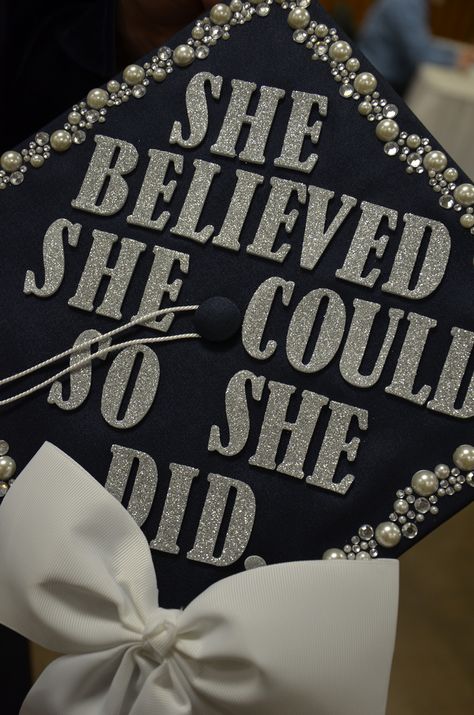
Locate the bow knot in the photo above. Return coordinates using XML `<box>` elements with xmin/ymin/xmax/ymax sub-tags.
<box><xmin>142</xmin><ymin>609</ymin><xmax>181</xmax><ymax>663</ymax></box>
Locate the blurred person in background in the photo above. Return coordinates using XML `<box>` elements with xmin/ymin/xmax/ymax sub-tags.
<box><xmin>358</xmin><ymin>0</ymin><xmax>474</xmax><ymax>96</ymax></box>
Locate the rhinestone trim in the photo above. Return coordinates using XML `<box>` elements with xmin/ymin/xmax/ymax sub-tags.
<box><xmin>1</xmin><ymin>0</ymin><xmax>473</xmax><ymax>241</ymax></box>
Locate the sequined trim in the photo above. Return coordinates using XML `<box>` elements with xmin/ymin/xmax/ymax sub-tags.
<box><xmin>1</xmin><ymin>0</ymin><xmax>473</xmax><ymax>241</ymax></box>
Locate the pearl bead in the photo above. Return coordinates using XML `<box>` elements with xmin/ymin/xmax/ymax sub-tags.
<box><xmin>453</xmin><ymin>444</ymin><xmax>474</xmax><ymax>471</ymax></box>
<box><xmin>230</xmin><ymin>0</ymin><xmax>243</xmax><ymax>10</ymax></box>
<box><xmin>0</xmin><ymin>455</ymin><xmax>16</xmax><ymax>480</ymax></box>
<box><xmin>423</xmin><ymin>150</ymin><xmax>448</xmax><ymax>172</ymax></box>
<box><xmin>358</xmin><ymin>101</ymin><xmax>372</xmax><ymax>116</ymax></box>
<box><xmin>394</xmin><ymin>499</ymin><xmax>409</xmax><ymax>515</ymax></box>
<box><xmin>107</xmin><ymin>80</ymin><xmax>121</xmax><ymax>93</ymax></box>
<box><xmin>1</xmin><ymin>150</ymin><xmax>22</xmax><ymax>172</ymax></box>
<box><xmin>375</xmin><ymin>522</ymin><xmax>401</xmax><ymax>549</ymax></box>
<box><xmin>153</xmin><ymin>68</ymin><xmax>167</xmax><ymax>82</ymax></box>
<box><xmin>210</xmin><ymin>3</ymin><xmax>232</xmax><ymax>25</ymax></box>
<box><xmin>173</xmin><ymin>44</ymin><xmax>195</xmax><ymax>67</ymax></box>
<box><xmin>288</xmin><ymin>7</ymin><xmax>310</xmax><ymax>29</ymax></box>
<box><xmin>411</xmin><ymin>470</ymin><xmax>439</xmax><ymax>497</ymax></box>
<box><xmin>329</xmin><ymin>41</ymin><xmax>352</xmax><ymax>62</ymax></box>
<box><xmin>356</xmin><ymin>551</ymin><xmax>371</xmax><ymax>560</ymax></box>
<box><xmin>322</xmin><ymin>548</ymin><xmax>347</xmax><ymax>560</ymax></box>
<box><xmin>30</xmin><ymin>154</ymin><xmax>45</xmax><ymax>168</ymax></box>
<box><xmin>444</xmin><ymin>167</ymin><xmax>458</xmax><ymax>182</ymax></box>
<box><xmin>68</xmin><ymin>111</ymin><xmax>81</xmax><ymax>125</ymax></box>
<box><xmin>315</xmin><ymin>24</ymin><xmax>329</xmax><ymax>38</ymax></box>
<box><xmin>461</xmin><ymin>213</ymin><xmax>474</xmax><ymax>229</ymax></box>
<box><xmin>50</xmin><ymin>130</ymin><xmax>72</xmax><ymax>152</ymax></box>
<box><xmin>406</xmin><ymin>134</ymin><xmax>421</xmax><ymax>149</ymax></box>
<box><xmin>453</xmin><ymin>183</ymin><xmax>474</xmax><ymax>207</ymax></box>
<box><xmin>123</xmin><ymin>64</ymin><xmax>145</xmax><ymax>85</ymax></box>
<box><xmin>353</xmin><ymin>72</ymin><xmax>377</xmax><ymax>95</ymax></box>
<box><xmin>434</xmin><ymin>464</ymin><xmax>450</xmax><ymax>479</ymax></box>
<box><xmin>192</xmin><ymin>26</ymin><xmax>205</xmax><ymax>40</ymax></box>
<box><xmin>346</xmin><ymin>57</ymin><xmax>360</xmax><ymax>72</ymax></box>
<box><xmin>376</xmin><ymin>119</ymin><xmax>400</xmax><ymax>142</ymax></box>
<box><xmin>87</xmin><ymin>88</ymin><xmax>109</xmax><ymax>109</ymax></box>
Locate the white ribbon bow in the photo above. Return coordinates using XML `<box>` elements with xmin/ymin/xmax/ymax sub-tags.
<box><xmin>0</xmin><ymin>443</ymin><xmax>399</xmax><ymax>715</ymax></box>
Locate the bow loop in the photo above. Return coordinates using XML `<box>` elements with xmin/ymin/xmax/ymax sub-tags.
<box><xmin>142</xmin><ymin>608</ymin><xmax>181</xmax><ymax>663</ymax></box>
<box><xmin>0</xmin><ymin>443</ymin><xmax>400</xmax><ymax>715</ymax></box>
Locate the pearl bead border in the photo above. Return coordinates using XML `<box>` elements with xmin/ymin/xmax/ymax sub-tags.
<box><xmin>322</xmin><ymin>444</ymin><xmax>474</xmax><ymax>561</ymax></box>
<box><xmin>0</xmin><ymin>440</ymin><xmax>17</xmax><ymax>499</ymax></box>
<box><xmin>1</xmin><ymin>0</ymin><xmax>473</xmax><ymax>237</ymax></box>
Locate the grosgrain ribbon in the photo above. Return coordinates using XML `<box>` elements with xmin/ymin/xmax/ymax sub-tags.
<box><xmin>0</xmin><ymin>443</ymin><xmax>399</xmax><ymax>715</ymax></box>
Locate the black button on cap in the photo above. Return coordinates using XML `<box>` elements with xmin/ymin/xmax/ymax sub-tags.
<box><xmin>193</xmin><ymin>297</ymin><xmax>242</xmax><ymax>342</ymax></box>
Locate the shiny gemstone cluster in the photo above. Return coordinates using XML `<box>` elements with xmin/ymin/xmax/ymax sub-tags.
<box><xmin>287</xmin><ymin>4</ymin><xmax>474</xmax><ymax>234</ymax></box>
<box><xmin>0</xmin><ymin>440</ymin><xmax>16</xmax><ymax>500</ymax></box>
<box><xmin>322</xmin><ymin>444</ymin><xmax>474</xmax><ymax>561</ymax></box>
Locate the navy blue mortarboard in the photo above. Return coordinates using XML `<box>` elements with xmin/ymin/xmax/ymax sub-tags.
<box><xmin>0</xmin><ymin>0</ymin><xmax>473</xmax><ymax>617</ymax></box>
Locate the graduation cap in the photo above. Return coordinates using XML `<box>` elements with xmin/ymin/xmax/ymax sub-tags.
<box><xmin>0</xmin><ymin>1</ymin><xmax>472</xmax><ymax>712</ymax></box>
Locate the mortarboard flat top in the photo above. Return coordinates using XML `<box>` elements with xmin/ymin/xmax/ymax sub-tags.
<box><xmin>0</xmin><ymin>0</ymin><xmax>473</xmax><ymax>608</ymax></box>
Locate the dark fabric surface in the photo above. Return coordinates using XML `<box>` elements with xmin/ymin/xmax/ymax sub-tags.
<box><xmin>0</xmin><ymin>1</ymin><xmax>472</xmax><ymax>618</ymax></box>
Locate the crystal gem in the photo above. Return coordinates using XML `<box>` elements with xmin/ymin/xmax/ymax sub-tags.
<box><xmin>293</xmin><ymin>30</ymin><xmax>308</xmax><ymax>43</ymax></box>
<box><xmin>414</xmin><ymin>497</ymin><xmax>430</xmax><ymax>514</ymax></box>
<box><xmin>0</xmin><ymin>440</ymin><xmax>9</xmax><ymax>456</ymax></box>
<box><xmin>383</xmin><ymin>104</ymin><xmax>398</xmax><ymax>119</ymax></box>
<box><xmin>73</xmin><ymin>131</ymin><xmax>86</xmax><ymax>144</ymax></box>
<box><xmin>85</xmin><ymin>110</ymin><xmax>100</xmax><ymax>123</ymax></box>
<box><xmin>358</xmin><ymin>524</ymin><xmax>374</xmax><ymax>540</ymax></box>
<box><xmin>196</xmin><ymin>45</ymin><xmax>210</xmax><ymax>59</ymax></box>
<box><xmin>10</xmin><ymin>172</ymin><xmax>24</xmax><ymax>185</ymax></box>
<box><xmin>339</xmin><ymin>84</ymin><xmax>354</xmax><ymax>98</ymax></box>
<box><xmin>384</xmin><ymin>142</ymin><xmax>399</xmax><ymax>156</ymax></box>
<box><xmin>439</xmin><ymin>194</ymin><xmax>455</xmax><ymax>209</ymax></box>
<box><xmin>402</xmin><ymin>523</ymin><xmax>418</xmax><ymax>539</ymax></box>
<box><xmin>35</xmin><ymin>132</ymin><xmax>50</xmax><ymax>146</ymax></box>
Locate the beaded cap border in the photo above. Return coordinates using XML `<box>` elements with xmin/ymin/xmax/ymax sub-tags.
<box><xmin>1</xmin><ymin>0</ymin><xmax>474</xmax><ymax>235</ymax></box>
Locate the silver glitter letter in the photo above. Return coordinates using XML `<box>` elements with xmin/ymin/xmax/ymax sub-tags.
<box><xmin>68</xmin><ymin>231</ymin><xmax>146</xmax><ymax>319</ymax></box>
<box><xmin>428</xmin><ymin>327</ymin><xmax>474</xmax><ymax>419</ymax></box>
<box><xmin>71</xmin><ymin>135</ymin><xmax>138</xmax><ymax>216</ymax></box>
<box><xmin>242</xmin><ymin>277</ymin><xmax>295</xmax><ymax>361</ymax></box>
<box><xmin>127</xmin><ymin>150</ymin><xmax>184</xmax><ymax>232</ymax></box>
<box><xmin>170</xmin><ymin>159</ymin><xmax>221</xmax><ymax>244</ymax></box>
<box><xmin>249</xmin><ymin>381</ymin><xmax>329</xmax><ymax>479</ymax></box>
<box><xmin>300</xmin><ymin>188</ymin><xmax>357</xmax><ymax>271</ymax></box>
<box><xmin>307</xmin><ymin>401</ymin><xmax>368</xmax><ymax>495</ymax></box>
<box><xmin>101</xmin><ymin>345</ymin><xmax>160</xmax><ymax>429</ymax></box>
<box><xmin>246</xmin><ymin>177</ymin><xmax>307</xmax><ymax>263</ymax></box>
<box><xmin>385</xmin><ymin>312</ymin><xmax>437</xmax><ymax>406</ymax></box>
<box><xmin>274</xmin><ymin>90</ymin><xmax>328</xmax><ymax>174</ymax></box>
<box><xmin>340</xmin><ymin>300</ymin><xmax>405</xmax><ymax>388</ymax></box>
<box><xmin>335</xmin><ymin>202</ymin><xmax>398</xmax><ymax>288</ymax></box>
<box><xmin>211</xmin><ymin>80</ymin><xmax>285</xmax><ymax>165</ymax></box>
<box><xmin>382</xmin><ymin>213</ymin><xmax>451</xmax><ymax>300</ymax></box>
<box><xmin>169</xmin><ymin>72</ymin><xmax>223</xmax><ymax>149</ymax></box>
<box><xmin>150</xmin><ymin>463</ymin><xmax>199</xmax><ymax>554</ymax></box>
<box><xmin>48</xmin><ymin>329</ymin><xmax>112</xmax><ymax>410</ymax></box>
<box><xmin>212</xmin><ymin>170</ymin><xmax>264</xmax><ymax>251</ymax></box>
<box><xmin>287</xmin><ymin>289</ymin><xmax>346</xmax><ymax>374</ymax></box>
<box><xmin>132</xmin><ymin>246</ymin><xmax>190</xmax><ymax>332</ymax></box>
<box><xmin>105</xmin><ymin>444</ymin><xmax>158</xmax><ymax>527</ymax></box>
<box><xmin>208</xmin><ymin>370</ymin><xmax>266</xmax><ymax>456</ymax></box>
<box><xmin>24</xmin><ymin>219</ymin><xmax>81</xmax><ymax>298</ymax></box>
<box><xmin>187</xmin><ymin>473</ymin><xmax>256</xmax><ymax>567</ymax></box>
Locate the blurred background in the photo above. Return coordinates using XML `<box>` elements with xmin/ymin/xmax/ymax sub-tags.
<box><xmin>1</xmin><ymin>1</ymin><xmax>473</xmax><ymax>713</ymax></box>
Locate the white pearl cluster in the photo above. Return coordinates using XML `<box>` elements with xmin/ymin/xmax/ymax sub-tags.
<box><xmin>322</xmin><ymin>444</ymin><xmax>474</xmax><ymax>560</ymax></box>
<box><xmin>288</xmin><ymin>6</ymin><xmax>474</xmax><ymax>235</ymax></box>
<box><xmin>0</xmin><ymin>440</ymin><xmax>16</xmax><ymax>500</ymax></box>
<box><xmin>0</xmin><ymin>1</ymin><xmax>274</xmax><ymax>191</ymax></box>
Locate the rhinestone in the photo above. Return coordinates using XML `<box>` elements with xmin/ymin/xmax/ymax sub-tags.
<box><xmin>0</xmin><ymin>481</ymin><xmax>8</xmax><ymax>498</ymax></box>
<box><xmin>343</xmin><ymin>544</ymin><xmax>352</xmax><ymax>553</ymax></box>
<box><xmin>389</xmin><ymin>512</ymin><xmax>398</xmax><ymax>522</ymax></box>
<box><xmin>158</xmin><ymin>46</ymin><xmax>172</xmax><ymax>60</ymax></box>
<box><xmin>35</xmin><ymin>132</ymin><xmax>50</xmax><ymax>146</ymax></box>
<box><xmin>446</xmin><ymin>486</ymin><xmax>455</xmax><ymax>496</ymax></box>
<box><xmin>439</xmin><ymin>194</ymin><xmax>455</xmax><ymax>209</ymax></box>
<box><xmin>72</xmin><ymin>130</ymin><xmax>86</xmax><ymax>144</ymax></box>
<box><xmin>369</xmin><ymin>549</ymin><xmax>378</xmax><ymax>558</ymax></box>
<box><xmin>339</xmin><ymin>84</ymin><xmax>354</xmax><ymax>98</ymax></box>
<box><xmin>451</xmin><ymin>467</ymin><xmax>461</xmax><ymax>477</ymax></box>
<box><xmin>351</xmin><ymin>535</ymin><xmax>360</xmax><ymax>545</ymax></box>
<box><xmin>0</xmin><ymin>441</ymin><xmax>9</xmax><ymax>456</ymax></box>
<box><xmin>407</xmin><ymin>510</ymin><xmax>415</xmax><ymax>519</ymax></box>
<box><xmin>430</xmin><ymin>506</ymin><xmax>439</xmax><ymax>515</ymax></box>
<box><xmin>369</xmin><ymin>540</ymin><xmax>377</xmax><ymax>548</ymax></box>
<box><xmin>360</xmin><ymin>541</ymin><xmax>369</xmax><ymax>550</ymax></box>
<box><xmin>407</xmin><ymin>495</ymin><xmax>415</xmax><ymax>504</ymax></box>
<box><xmin>402</xmin><ymin>523</ymin><xmax>418</xmax><ymax>539</ymax></box>
<box><xmin>244</xmin><ymin>555</ymin><xmax>267</xmax><ymax>570</ymax></box>
<box><xmin>352</xmin><ymin>544</ymin><xmax>361</xmax><ymax>553</ymax></box>
<box><xmin>407</xmin><ymin>153</ymin><xmax>422</xmax><ymax>168</ymax></box>
<box><xmin>256</xmin><ymin>4</ymin><xmax>270</xmax><ymax>15</ymax></box>
<box><xmin>85</xmin><ymin>110</ymin><xmax>100</xmax><ymax>123</ymax></box>
<box><xmin>466</xmin><ymin>472</ymin><xmax>474</xmax><ymax>487</ymax></box>
<box><xmin>398</xmin><ymin>516</ymin><xmax>407</xmax><ymax>525</ymax></box>
<box><xmin>384</xmin><ymin>141</ymin><xmax>399</xmax><ymax>156</ymax></box>
<box><xmin>347</xmin><ymin>552</ymin><xmax>356</xmax><ymax>560</ymax></box>
<box><xmin>383</xmin><ymin>104</ymin><xmax>398</xmax><ymax>118</ymax></box>
<box><xmin>429</xmin><ymin>495</ymin><xmax>438</xmax><ymax>504</ymax></box>
<box><xmin>132</xmin><ymin>84</ymin><xmax>146</xmax><ymax>98</ymax></box>
<box><xmin>358</xmin><ymin>524</ymin><xmax>374</xmax><ymax>540</ymax></box>
<box><xmin>293</xmin><ymin>29</ymin><xmax>308</xmax><ymax>43</ymax></box>
<box><xmin>196</xmin><ymin>45</ymin><xmax>210</xmax><ymax>59</ymax></box>
<box><xmin>414</xmin><ymin>497</ymin><xmax>430</xmax><ymax>514</ymax></box>
<box><xmin>396</xmin><ymin>490</ymin><xmax>405</xmax><ymax>499</ymax></box>
<box><xmin>449</xmin><ymin>476</ymin><xmax>457</xmax><ymax>485</ymax></box>
<box><xmin>10</xmin><ymin>172</ymin><xmax>24</xmax><ymax>185</ymax></box>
